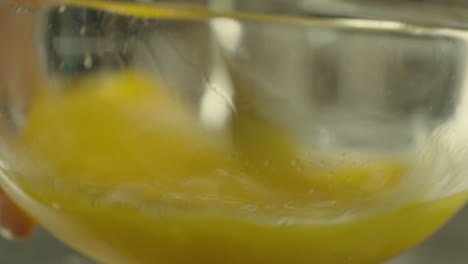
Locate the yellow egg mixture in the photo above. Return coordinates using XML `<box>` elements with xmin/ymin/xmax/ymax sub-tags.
<box><xmin>0</xmin><ymin>71</ymin><xmax>463</xmax><ymax>264</ymax></box>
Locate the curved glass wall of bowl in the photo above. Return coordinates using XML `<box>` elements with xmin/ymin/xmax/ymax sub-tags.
<box><xmin>2</xmin><ymin>208</ymin><xmax>468</xmax><ymax>264</ymax></box>
<box><xmin>38</xmin><ymin>0</ymin><xmax>468</xmax><ymax>200</ymax></box>
<box><xmin>0</xmin><ymin>1</ymin><xmax>468</xmax><ymax>264</ymax></box>
<box><xmin>40</xmin><ymin>2</ymin><xmax>462</xmax><ymax>141</ymax></box>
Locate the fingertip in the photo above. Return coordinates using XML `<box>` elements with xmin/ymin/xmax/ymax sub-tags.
<box><xmin>0</xmin><ymin>192</ymin><xmax>36</xmax><ymax>241</ymax></box>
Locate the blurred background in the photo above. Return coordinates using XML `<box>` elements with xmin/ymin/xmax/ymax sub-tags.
<box><xmin>1</xmin><ymin>205</ymin><xmax>467</xmax><ymax>263</ymax></box>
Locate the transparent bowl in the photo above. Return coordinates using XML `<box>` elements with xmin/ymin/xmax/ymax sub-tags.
<box><xmin>1</xmin><ymin>0</ymin><xmax>468</xmax><ymax>264</ymax></box>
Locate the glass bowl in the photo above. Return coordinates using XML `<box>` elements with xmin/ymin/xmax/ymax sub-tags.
<box><xmin>0</xmin><ymin>0</ymin><xmax>467</xmax><ymax>263</ymax></box>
